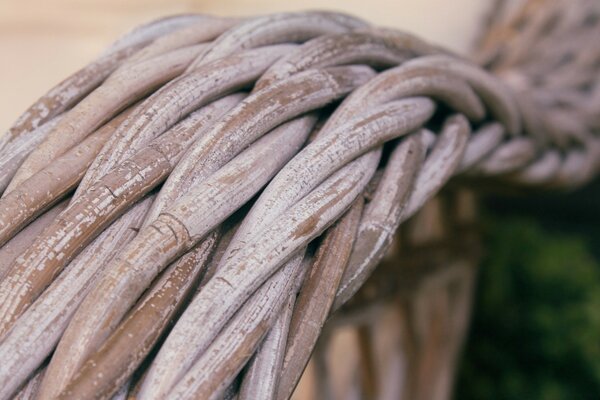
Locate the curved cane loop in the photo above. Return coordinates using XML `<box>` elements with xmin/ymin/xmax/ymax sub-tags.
<box><xmin>187</xmin><ymin>11</ymin><xmax>368</xmax><ymax>70</ymax></box>
<box><xmin>0</xmin><ymin>2</ymin><xmax>598</xmax><ymax>399</ymax></box>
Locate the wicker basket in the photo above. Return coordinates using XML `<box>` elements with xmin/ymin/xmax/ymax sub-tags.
<box><xmin>0</xmin><ymin>0</ymin><xmax>597</xmax><ymax>399</ymax></box>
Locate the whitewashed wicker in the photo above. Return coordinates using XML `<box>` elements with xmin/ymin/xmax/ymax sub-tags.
<box><xmin>0</xmin><ymin>0</ymin><xmax>598</xmax><ymax>399</ymax></box>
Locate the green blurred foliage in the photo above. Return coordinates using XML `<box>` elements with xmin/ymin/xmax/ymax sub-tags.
<box><xmin>456</xmin><ymin>216</ymin><xmax>600</xmax><ymax>399</ymax></box>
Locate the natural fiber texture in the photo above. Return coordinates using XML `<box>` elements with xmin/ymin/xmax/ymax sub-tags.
<box><xmin>0</xmin><ymin>1</ymin><xmax>598</xmax><ymax>399</ymax></box>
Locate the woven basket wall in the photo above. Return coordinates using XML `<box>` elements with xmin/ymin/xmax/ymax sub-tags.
<box><xmin>0</xmin><ymin>0</ymin><xmax>598</xmax><ymax>399</ymax></box>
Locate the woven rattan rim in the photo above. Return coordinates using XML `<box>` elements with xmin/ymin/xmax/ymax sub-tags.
<box><xmin>0</xmin><ymin>2</ymin><xmax>598</xmax><ymax>399</ymax></box>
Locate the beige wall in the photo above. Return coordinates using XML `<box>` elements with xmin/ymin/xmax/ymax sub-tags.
<box><xmin>0</xmin><ymin>0</ymin><xmax>490</xmax><ymax>132</ymax></box>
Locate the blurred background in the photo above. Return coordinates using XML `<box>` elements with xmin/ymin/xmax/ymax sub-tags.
<box><xmin>2</xmin><ymin>1</ymin><xmax>599</xmax><ymax>399</ymax></box>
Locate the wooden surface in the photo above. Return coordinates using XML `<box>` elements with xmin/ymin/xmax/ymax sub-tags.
<box><xmin>0</xmin><ymin>0</ymin><xmax>489</xmax><ymax>133</ymax></box>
